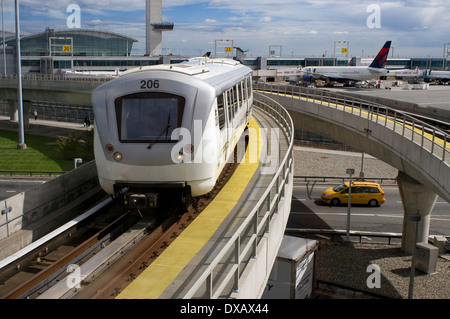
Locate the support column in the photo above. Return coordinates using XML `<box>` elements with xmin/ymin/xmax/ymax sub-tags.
<box><xmin>6</xmin><ymin>99</ymin><xmax>31</xmax><ymax>127</ymax></box>
<box><xmin>7</xmin><ymin>99</ymin><xmax>18</xmax><ymax>121</ymax></box>
<box><xmin>23</xmin><ymin>100</ymin><xmax>32</xmax><ymax>128</ymax></box>
<box><xmin>397</xmin><ymin>171</ymin><xmax>438</xmax><ymax>254</ymax></box>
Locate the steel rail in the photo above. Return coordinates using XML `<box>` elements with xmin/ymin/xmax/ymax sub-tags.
<box><xmin>2</xmin><ymin>207</ymin><xmax>126</xmax><ymax>299</ymax></box>
<box><xmin>0</xmin><ymin>197</ymin><xmax>113</xmax><ymax>271</ymax></box>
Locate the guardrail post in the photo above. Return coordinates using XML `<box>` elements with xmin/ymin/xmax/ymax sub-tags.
<box><xmin>443</xmin><ymin>139</ymin><xmax>447</xmax><ymax>161</ymax></box>
<box><xmin>252</xmin><ymin>213</ymin><xmax>257</xmax><ymax>257</ymax></box>
<box><xmin>206</xmin><ymin>273</ymin><xmax>213</xmax><ymax>298</ymax></box>
<box><xmin>431</xmin><ymin>129</ymin><xmax>435</xmax><ymax>154</ymax></box>
<box><xmin>421</xmin><ymin>123</ymin><xmax>425</xmax><ymax>148</ymax></box>
<box><xmin>233</xmin><ymin>236</ymin><xmax>240</xmax><ymax>292</ymax></box>
<box><xmin>393</xmin><ymin>112</ymin><xmax>397</xmax><ymax>132</ymax></box>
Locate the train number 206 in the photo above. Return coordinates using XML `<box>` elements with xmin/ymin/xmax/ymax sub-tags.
<box><xmin>140</xmin><ymin>80</ymin><xmax>160</xmax><ymax>89</ymax></box>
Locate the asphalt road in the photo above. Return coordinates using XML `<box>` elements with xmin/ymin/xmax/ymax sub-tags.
<box><xmin>0</xmin><ymin>179</ymin><xmax>46</xmax><ymax>201</ymax></box>
<box><xmin>2</xmin><ymin>177</ymin><xmax>449</xmax><ymax>239</ymax></box>
<box><xmin>289</xmin><ymin>183</ymin><xmax>450</xmax><ymax>237</ymax></box>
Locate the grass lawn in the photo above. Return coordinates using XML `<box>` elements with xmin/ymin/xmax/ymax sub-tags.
<box><xmin>0</xmin><ymin>130</ymin><xmax>88</xmax><ymax>172</ymax></box>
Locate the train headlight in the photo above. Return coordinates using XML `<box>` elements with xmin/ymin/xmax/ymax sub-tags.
<box><xmin>177</xmin><ymin>151</ymin><xmax>184</xmax><ymax>162</ymax></box>
<box><xmin>113</xmin><ymin>152</ymin><xmax>123</xmax><ymax>161</ymax></box>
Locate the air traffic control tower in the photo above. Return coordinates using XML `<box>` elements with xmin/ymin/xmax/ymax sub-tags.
<box><xmin>146</xmin><ymin>0</ymin><xmax>174</xmax><ymax>56</ymax></box>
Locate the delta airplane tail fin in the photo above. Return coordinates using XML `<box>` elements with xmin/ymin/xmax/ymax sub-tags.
<box><xmin>369</xmin><ymin>41</ymin><xmax>391</xmax><ymax>69</ymax></box>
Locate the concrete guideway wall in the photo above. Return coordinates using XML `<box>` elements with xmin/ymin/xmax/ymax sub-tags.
<box><xmin>0</xmin><ymin>76</ymin><xmax>107</xmax><ymax>106</ymax></box>
<box><xmin>327</xmin><ymin>90</ymin><xmax>450</xmax><ymax>123</ymax></box>
<box><xmin>0</xmin><ymin>161</ymin><xmax>105</xmax><ymax>260</ymax></box>
<box><xmin>230</xmin><ymin>173</ymin><xmax>293</xmax><ymax>299</ymax></box>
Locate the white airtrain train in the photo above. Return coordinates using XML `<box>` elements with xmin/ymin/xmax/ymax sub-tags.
<box><xmin>92</xmin><ymin>57</ymin><xmax>253</xmax><ymax>213</ymax></box>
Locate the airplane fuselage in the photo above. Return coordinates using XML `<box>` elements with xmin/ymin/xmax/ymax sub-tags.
<box><xmin>303</xmin><ymin>66</ymin><xmax>390</xmax><ymax>83</ymax></box>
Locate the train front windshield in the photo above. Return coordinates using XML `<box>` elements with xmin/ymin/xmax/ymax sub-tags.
<box><xmin>115</xmin><ymin>92</ymin><xmax>185</xmax><ymax>143</ymax></box>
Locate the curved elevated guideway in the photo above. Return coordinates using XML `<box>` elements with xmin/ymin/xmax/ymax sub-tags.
<box><xmin>256</xmin><ymin>83</ymin><xmax>450</xmax><ymax>253</ymax></box>
<box><xmin>114</xmin><ymin>96</ymin><xmax>294</xmax><ymax>299</ymax></box>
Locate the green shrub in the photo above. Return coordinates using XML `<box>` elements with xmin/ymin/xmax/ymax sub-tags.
<box><xmin>56</xmin><ymin>130</ymin><xmax>94</xmax><ymax>161</ymax></box>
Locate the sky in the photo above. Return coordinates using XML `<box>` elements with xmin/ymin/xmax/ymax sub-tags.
<box><xmin>2</xmin><ymin>0</ymin><xmax>450</xmax><ymax>58</ymax></box>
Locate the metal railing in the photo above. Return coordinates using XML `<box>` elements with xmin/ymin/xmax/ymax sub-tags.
<box><xmin>256</xmin><ymin>83</ymin><xmax>450</xmax><ymax>164</ymax></box>
<box><xmin>0</xmin><ymin>73</ymin><xmax>113</xmax><ymax>83</ymax></box>
<box><xmin>285</xmin><ymin>228</ymin><xmax>402</xmax><ymax>245</ymax></box>
<box><xmin>183</xmin><ymin>93</ymin><xmax>294</xmax><ymax>299</ymax></box>
<box><xmin>0</xmin><ymin>170</ymin><xmax>66</xmax><ymax>178</ymax></box>
<box><xmin>293</xmin><ymin>175</ymin><xmax>397</xmax><ymax>185</ymax></box>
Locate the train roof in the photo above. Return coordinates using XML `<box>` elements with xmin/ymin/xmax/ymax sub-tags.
<box><xmin>120</xmin><ymin>57</ymin><xmax>252</xmax><ymax>95</ymax></box>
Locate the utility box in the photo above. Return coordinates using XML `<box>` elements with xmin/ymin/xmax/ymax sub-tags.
<box><xmin>262</xmin><ymin>236</ymin><xmax>318</xmax><ymax>299</ymax></box>
<box><xmin>415</xmin><ymin>242</ymin><xmax>439</xmax><ymax>274</ymax></box>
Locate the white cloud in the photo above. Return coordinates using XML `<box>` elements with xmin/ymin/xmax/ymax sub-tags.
<box><xmin>87</xmin><ymin>19</ymin><xmax>103</xmax><ymax>26</ymax></box>
<box><xmin>11</xmin><ymin>0</ymin><xmax>450</xmax><ymax>57</ymax></box>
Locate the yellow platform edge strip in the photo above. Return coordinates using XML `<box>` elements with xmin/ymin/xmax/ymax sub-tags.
<box><xmin>117</xmin><ymin>117</ymin><xmax>262</xmax><ymax>299</ymax></box>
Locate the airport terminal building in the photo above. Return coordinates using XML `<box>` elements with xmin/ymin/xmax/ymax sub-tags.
<box><xmin>1</xmin><ymin>28</ymin><xmax>179</xmax><ymax>74</ymax></box>
<box><xmin>1</xmin><ymin>27</ymin><xmax>450</xmax><ymax>75</ymax></box>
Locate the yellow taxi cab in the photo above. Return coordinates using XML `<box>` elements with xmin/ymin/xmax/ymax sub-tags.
<box><xmin>321</xmin><ymin>181</ymin><xmax>386</xmax><ymax>207</ymax></box>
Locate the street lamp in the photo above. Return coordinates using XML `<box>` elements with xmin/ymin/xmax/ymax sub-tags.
<box><xmin>408</xmin><ymin>211</ymin><xmax>421</xmax><ymax>299</ymax></box>
<box><xmin>2</xmin><ymin>0</ymin><xmax>6</xmax><ymax>75</ymax></box>
<box><xmin>15</xmin><ymin>0</ymin><xmax>25</xmax><ymax>149</ymax></box>
<box><xmin>345</xmin><ymin>168</ymin><xmax>355</xmax><ymax>242</ymax></box>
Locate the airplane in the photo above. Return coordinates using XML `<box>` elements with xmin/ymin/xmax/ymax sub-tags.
<box><xmin>302</xmin><ymin>41</ymin><xmax>392</xmax><ymax>86</ymax></box>
<box><xmin>424</xmin><ymin>70</ymin><xmax>450</xmax><ymax>84</ymax></box>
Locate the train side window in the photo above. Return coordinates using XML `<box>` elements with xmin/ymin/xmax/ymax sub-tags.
<box><xmin>243</xmin><ymin>79</ymin><xmax>248</xmax><ymax>101</ymax></box>
<box><xmin>217</xmin><ymin>94</ymin><xmax>225</xmax><ymax>130</ymax></box>
<box><xmin>231</xmin><ymin>89</ymin><xmax>235</xmax><ymax>117</ymax></box>
<box><xmin>237</xmin><ymin>83</ymin><xmax>242</xmax><ymax>109</ymax></box>
<box><xmin>227</xmin><ymin>90</ymin><xmax>233</xmax><ymax>123</ymax></box>
<box><xmin>239</xmin><ymin>82</ymin><xmax>244</xmax><ymax>108</ymax></box>
<box><xmin>233</xmin><ymin>85</ymin><xmax>239</xmax><ymax>114</ymax></box>
<box><xmin>247</xmin><ymin>76</ymin><xmax>252</xmax><ymax>99</ymax></box>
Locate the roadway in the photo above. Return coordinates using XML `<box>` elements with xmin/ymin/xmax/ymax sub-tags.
<box><xmin>0</xmin><ymin>179</ymin><xmax>45</xmax><ymax>201</ymax></box>
<box><xmin>4</xmin><ymin>168</ymin><xmax>449</xmax><ymax>240</ymax></box>
<box><xmin>289</xmin><ymin>183</ymin><xmax>450</xmax><ymax>237</ymax></box>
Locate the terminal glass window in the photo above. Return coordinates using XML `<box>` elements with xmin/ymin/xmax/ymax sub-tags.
<box><xmin>115</xmin><ymin>92</ymin><xmax>185</xmax><ymax>143</ymax></box>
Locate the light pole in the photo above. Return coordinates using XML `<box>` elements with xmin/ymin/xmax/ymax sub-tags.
<box><xmin>408</xmin><ymin>211</ymin><xmax>421</xmax><ymax>299</ymax></box>
<box><xmin>2</xmin><ymin>0</ymin><xmax>6</xmax><ymax>75</ymax></box>
<box><xmin>359</xmin><ymin>152</ymin><xmax>365</xmax><ymax>178</ymax></box>
<box><xmin>15</xmin><ymin>0</ymin><xmax>25</xmax><ymax>149</ymax></box>
<box><xmin>345</xmin><ymin>168</ymin><xmax>354</xmax><ymax>242</ymax></box>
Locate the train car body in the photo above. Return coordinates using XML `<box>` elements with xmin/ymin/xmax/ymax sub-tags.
<box><xmin>92</xmin><ymin>57</ymin><xmax>253</xmax><ymax>212</ymax></box>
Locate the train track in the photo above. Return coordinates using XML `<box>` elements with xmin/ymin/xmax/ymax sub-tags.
<box><xmin>0</xmin><ymin>198</ymin><xmax>124</xmax><ymax>299</ymax></box>
<box><xmin>0</xmin><ymin>156</ymin><xmax>239</xmax><ymax>299</ymax></box>
<box><xmin>70</xmin><ymin>160</ymin><xmax>239</xmax><ymax>299</ymax></box>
